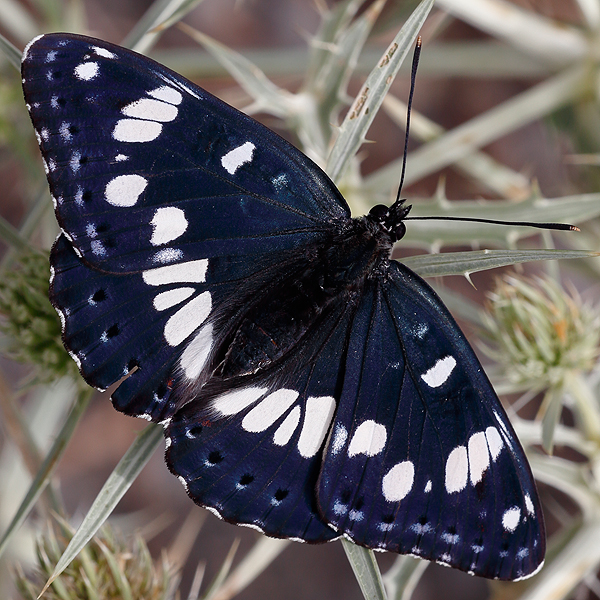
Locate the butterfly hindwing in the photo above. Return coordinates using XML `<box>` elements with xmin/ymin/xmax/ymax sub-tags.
<box><xmin>164</xmin><ymin>292</ymin><xmax>360</xmax><ymax>542</ymax></box>
<box><xmin>318</xmin><ymin>262</ymin><xmax>544</xmax><ymax>580</ymax></box>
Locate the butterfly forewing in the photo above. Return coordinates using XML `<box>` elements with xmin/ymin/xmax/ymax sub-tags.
<box><xmin>23</xmin><ymin>32</ymin><xmax>545</xmax><ymax>581</ymax></box>
<box><xmin>22</xmin><ymin>33</ymin><xmax>349</xmax><ymax>274</ymax></box>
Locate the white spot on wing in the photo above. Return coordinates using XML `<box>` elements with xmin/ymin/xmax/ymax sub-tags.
<box><xmin>525</xmin><ymin>494</ymin><xmax>535</xmax><ymax>516</ymax></box>
<box><xmin>485</xmin><ymin>426</ymin><xmax>504</xmax><ymax>460</ymax></box>
<box><xmin>91</xmin><ymin>240</ymin><xmax>106</xmax><ymax>256</ymax></box>
<box><xmin>414</xmin><ymin>323</ymin><xmax>428</xmax><ymax>339</ymax></box>
<box><xmin>69</xmin><ymin>151</ymin><xmax>81</xmax><ymax>173</ymax></box>
<box><xmin>179</xmin><ymin>323</ymin><xmax>213</xmax><ymax>380</ymax></box>
<box><xmin>297</xmin><ymin>396</ymin><xmax>336</xmax><ymax>458</ymax></box>
<box><xmin>153</xmin><ymin>248</ymin><xmax>183</xmax><ymax>263</ymax></box>
<box><xmin>142</xmin><ymin>259</ymin><xmax>208</xmax><ymax>285</ymax></box>
<box><xmin>122</xmin><ymin>98</ymin><xmax>178</xmax><ymax>122</ymax></box>
<box><xmin>113</xmin><ymin>119</ymin><xmax>162</xmax><ymax>142</ymax></box>
<box><xmin>148</xmin><ymin>86</ymin><xmax>183</xmax><ymax>105</ymax></box>
<box><xmin>153</xmin><ymin>287</ymin><xmax>194</xmax><ymax>311</ymax></box>
<box><xmin>468</xmin><ymin>431</ymin><xmax>490</xmax><ymax>486</ymax></box>
<box><xmin>502</xmin><ymin>506</ymin><xmax>521</xmax><ymax>532</ymax></box>
<box><xmin>221</xmin><ymin>141</ymin><xmax>255</xmax><ymax>174</ymax></box>
<box><xmin>164</xmin><ymin>292</ymin><xmax>211</xmax><ymax>346</ymax></box>
<box><xmin>272</xmin><ymin>173</ymin><xmax>287</xmax><ymax>190</ymax></box>
<box><xmin>424</xmin><ymin>480</ymin><xmax>432</xmax><ymax>493</ymax></box>
<box><xmin>115</xmin><ymin>154</ymin><xmax>128</xmax><ymax>162</ymax></box>
<box><xmin>330</xmin><ymin>423</ymin><xmax>347</xmax><ymax>455</ymax></box>
<box><xmin>242</xmin><ymin>389</ymin><xmax>299</xmax><ymax>433</ymax></box>
<box><xmin>421</xmin><ymin>355</ymin><xmax>456</xmax><ymax>388</ymax></box>
<box><xmin>93</xmin><ymin>46</ymin><xmax>116</xmax><ymax>59</ymax></box>
<box><xmin>150</xmin><ymin>207</ymin><xmax>188</xmax><ymax>245</ymax></box>
<box><xmin>212</xmin><ymin>387</ymin><xmax>268</xmax><ymax>416</ymax></box>
<box><xmin>382</xmin><ymin>461</ymin><xmax>415</xmax><ymax>502</ymax></box>
<box><xmin>105</xmin><ymin>174</ymin><xmax>147</xmax><ymax>207</ymax></box>
<box><xmin>441</xmin><ymin>532</ymin><xmax>460</xmax><ymax>544</ymax></box>
<box><xmin>333</xmin><ymin>500</ymin><xmax>348</xmax><ymax>516</ymax></box>
<box><xmin>348</xmin><ymin>420</ymin><xmax>387</xmax><ymax>457</ymax></box>
<box><xmin>410</xmin><ymin>521</ymin><xmax>432</xmax><ymax>535</ymax></box>
<box><xmin>74</xmin><ymin>61</ymin><xmax>99</xmax><ymax>80</ymax></box>
<box><xmin>273</xmin><ymin>405</ymin><xmax>301</xmax><ymax>446</ymax></box>
<box><xmin>59</xmin><ymin>122</ymin><xmax>72</xmax><ymax>141</ymax></box>
<box><xmin>445</xmin><ymin>445</ymin><xmax>468</xmax><ymax>493</ymax></box>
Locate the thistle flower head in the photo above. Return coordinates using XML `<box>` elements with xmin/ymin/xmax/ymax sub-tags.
<box><xmin>0</xmin><ymin>251</ymin><xmax>79</xmax><ymax>382</ymax></box>
<box><xmin>483</xmin><ymin>274</ymin><xmax>600</xmax><ymax>389</ymax></box>
<box><xmin>14</xmin><ymin>521</ymin><xmax>176</xmax><ymax>600</ymax></box>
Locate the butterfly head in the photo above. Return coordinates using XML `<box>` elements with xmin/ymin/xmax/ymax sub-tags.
<box><xmin>368</xmin><ymin>199</ymin><xmax>412</xmax><ymax>243</ymax></box>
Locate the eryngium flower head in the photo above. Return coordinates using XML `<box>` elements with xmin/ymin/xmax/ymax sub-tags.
<box><xmin>0</xmin><ymin>251</ymin><xmax>78</xmax><ymax>381</ymax></box>
<box><xmin>13</xmin><ymin>520</ymin><xmax>176</xmax><ymax>600</ymax></box>
<box><xmin>483</xmin><ymin>275</ymin><xmax>600</xmax><ymax>389</ymax></box>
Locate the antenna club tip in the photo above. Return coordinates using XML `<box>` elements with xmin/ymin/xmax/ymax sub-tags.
<box><xmin>416</xmin><ymin>36</ymin><xmax>422</xmax><ymax>47</ymax></box>
<box><xmin>571</xmin><ymin>225</ymin><xmax>580</xmax><ymax>232</ymax></box>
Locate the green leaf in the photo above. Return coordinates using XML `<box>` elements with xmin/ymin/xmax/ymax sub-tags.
<box><xmin>342</xmin><ymin>539</ymin><xmax>387</xmax><ymax>600</ymax></box>
<box><xmin>326</xmin><ymin>0</ymin><xmax>435</xmax><ymax>183</ymax></box>
<box><xmin>435</xmin><ymin>0</ymin><xmax>586</xmax><ymax>65</ymax></box>
<box><xmin>200</xmin><ymin>538</ymin><xmax>239</xmax><ymax>600</ymax></box>
<box><xmin>382</xmin><ymin>94</ymin><xmax>532</xmax><ymax>200</ymax></box>
<box><xmin>540</xmin><ymin>385</ymin><xmax>564</xmax><ymax>455</ymax></box>
<box><xmin>39</xmin><ymin>423</ymin><xmax>163</xmax><ymax>595</ymax></box>
<box><xmin>298</xmin><ymin>0</ymin><xmax>386</xmax><ymax>157</ymax></box>
<box><xmin>401</xmin><ymin>248</ymin><xmax>598</xmax><ymax>278</ymax></box>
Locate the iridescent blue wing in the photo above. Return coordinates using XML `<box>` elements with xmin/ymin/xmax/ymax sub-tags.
<box><xmin>317</xmin><ymin>263</ymin><xmax>545</xmax><ymax>580</ymax></box>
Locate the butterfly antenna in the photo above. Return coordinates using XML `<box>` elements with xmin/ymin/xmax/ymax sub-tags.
<box><xmin>403</xmin><ymin>215</ymin><xmax>579</xmax><ymax>232</ymax></box>
<box><xmin>396</xmin><ymin>36</ymin><xmax>422</xmax><ymax>204</ymax></box>
<box><xmin>394</xmin><ymin>38</ymin><xmax>578</xmax><ymax>234</ymax></box>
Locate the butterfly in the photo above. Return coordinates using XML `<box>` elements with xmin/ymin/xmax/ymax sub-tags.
<box><xmin>21</xmin><ymin>32</ymin><xmax>545</xmax><ymax>581</ymax></box>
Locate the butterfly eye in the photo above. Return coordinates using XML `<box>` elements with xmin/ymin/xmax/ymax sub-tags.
<box><xmin>368</xmin><ymin>204</ymin><xmax>389</xmax><ymax>220</ymax></box>
<box><xmin>392</xmin><ymin>221</ymin><xmax>406</xmax><ymax>241</ymax></box>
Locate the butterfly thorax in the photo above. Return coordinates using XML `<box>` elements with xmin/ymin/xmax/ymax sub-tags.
<box><xmin>216</xmin><ymin>208</ymin><xmax>407</xmax><ymax>379</ymax></box>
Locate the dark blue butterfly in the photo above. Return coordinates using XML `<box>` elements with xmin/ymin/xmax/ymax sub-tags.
<box><xmin>21</xmin><ymin>33</ymin><xmax>545</xmax><ymax>580</ymax></box>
